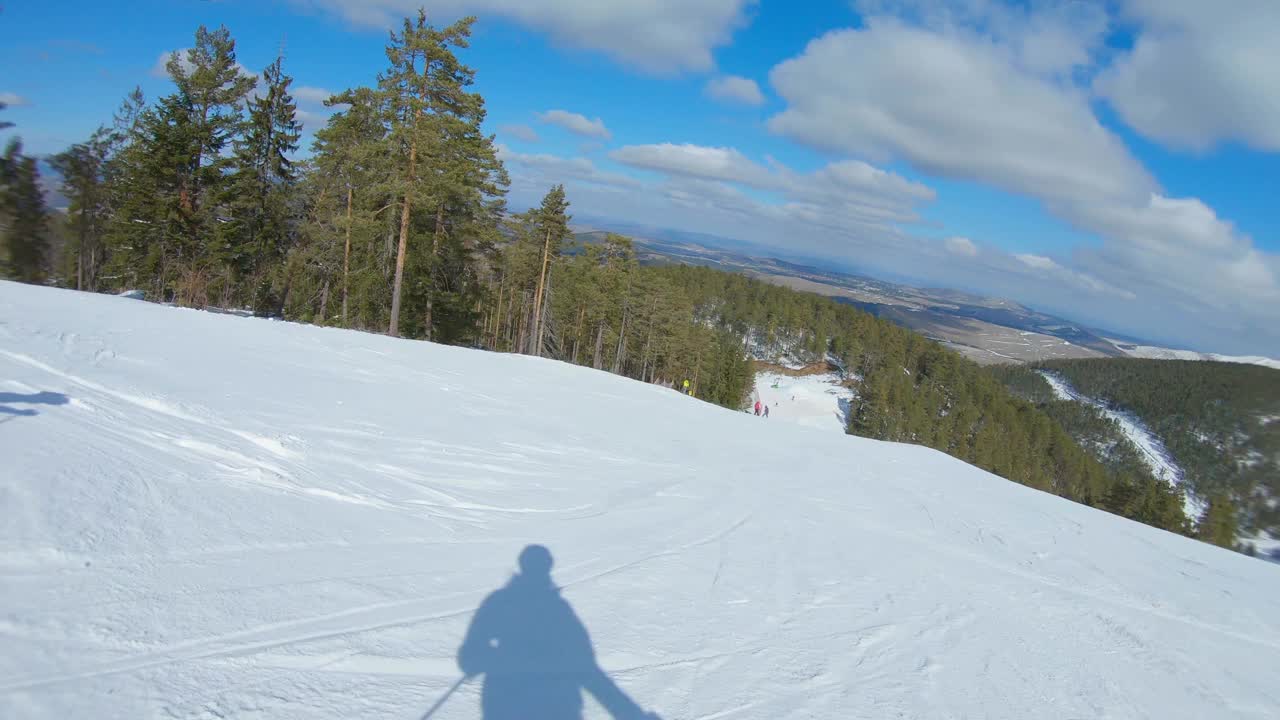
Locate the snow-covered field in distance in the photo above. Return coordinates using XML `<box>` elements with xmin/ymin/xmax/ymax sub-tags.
<box><xmin>1109</xmin><ymin>339</ymin><xmax>1280</xmax><ymax>370</ymax></box>
<box><xmin>3</xmin><ymin>280</ymin><xmax>1280</xmax><ymax>720</ymax></box>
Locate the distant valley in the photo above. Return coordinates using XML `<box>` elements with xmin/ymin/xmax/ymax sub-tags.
<box><xmin>573</xmin><ymin>222</ymin><xmax>1279</xmax><ymax>369</ymax></box>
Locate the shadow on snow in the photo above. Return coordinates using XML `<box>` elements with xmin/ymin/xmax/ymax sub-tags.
<box><xmin>433</xmin><ymin>544</ymin><xmax>662</xmax><ymax>720</ymax></box>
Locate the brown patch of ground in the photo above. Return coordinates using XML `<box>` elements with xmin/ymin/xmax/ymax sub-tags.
<box><xmin>752</xmin><ymin>360</ymin><xmax>836</xmax><ymax>377</ymax></box>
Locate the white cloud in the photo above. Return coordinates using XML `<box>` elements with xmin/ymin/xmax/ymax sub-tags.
<box><xmin>1012</xmin><ymin>252</ymin><xmax>1131</xmax><ymax>298</ymax></box>
<box><xmin>609</xmin><ymin>143</ymin><xmax>774</xmax><ymax>188</ymax></box>
<box><xmin>808</xmin><ymin>159</ymin><xmax>935</xmax><ymax>206</ymax></box>
<box><xmin>705</xmin><ymin>75</ymin><xmax>765</xmax><ymax>105</ymax></box>
<box><xmin>945</xmin><ymin>236</ymin><xmax>977</xmax><ymax>257</ymax></box>
<box><xmin>763</xmin><ymin>8</ymin><xmax>1280</xmax><ymax>354</ymax></box>
<box><xmin>295</xmin><ymin>108</ymin><xmax>326</xmax><ymax>128</ymax></box>
<box><xmin>853</xmin><ymin>0</ymin><xmax>1109</xmax><ymax>77</ymax></box>
<box><xmin>537</xmin><ymin>109</ymin><xmax>611</xmax><ymax>139</ymax></box>
<box><xmin>150</xmin><ymin>49</ymin><xmax>254</xmax><ymax>82</ymax></box>
<box><xmin>1095</xmin><ymin>0</ymin><xmax>1280</xmax><ymax>151</ymax></box>
<box><xmin>1072</xmin><ymin>194</ymin><xmax>1280</xmax><ymax>312</ymax></box>
<box><xmin>292</xmin><ymin>85</ymin><xmax>335</xmax><ymax>104</ymax></box>
<box><xmin>0</xmin><ymin>92</ymin><xmax>30</xmax><ymax>107</ymax></box>
<box><xmin>298</xmin><ymin>0</ymin><xmax>754</xmax><ymax>73</ymax></box>
<box><xmin>768</xmin><ymin>19</ymin><xmax>1154</xmax><ymax>206</ymax></box>
<box><xmin>497</xmin><ymin>145</ymin><xmax>640</xmax><ymax>190</ymax></box>
<box><xmin>499</xmin><ymin>123</ymin><xmax>540</xmax><ymax>143</ymax></box>
<box><xmin>150</xmin><ymin>50</ymin><xmax>184</xmax><ymax>78</ymax></box>
<box><xmin>609</xmin><ymin>143</ymin><xmax>935</xmax><ymax>230</ymax></box>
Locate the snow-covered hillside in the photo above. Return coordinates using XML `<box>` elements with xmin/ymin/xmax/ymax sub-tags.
<box><xmin>1109</xmin><ymin>340</ymin><xmax>1280</xmax><ymax>370</ymax></box>
<box><xmin>3</xmin><ymin>281</ymin><xmax>1280</xmax><ymax>720</ymax></box>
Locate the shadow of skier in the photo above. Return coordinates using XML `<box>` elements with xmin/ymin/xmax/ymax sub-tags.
<box><xmin>456</xmin><ymin>545</ymin><xmax>662</xmax><ymax>720</ymax></box>
<box><xmin>0</xmin><ymin>391</ymin><xmax>69</xmax><ymax>421</ymax></box>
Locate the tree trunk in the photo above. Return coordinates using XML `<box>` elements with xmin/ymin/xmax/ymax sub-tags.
<box><xmin>530</xmin><ymin>225</ymin><xmax>553</xmax><ymax>357</ymax></box>
<box><xmin>612</xmin><ymin>276</ymin><xmax>633</xmax><ymax>374</ymax></box>
<box><xmin>491</xmin><ymin>271</ymin><xmax>506</xmax><ymax>348</ymax></box>
<box><xmin>537</xmin><ymin>267</ymin><xmax>553</xmax><ymax>356</ymax></box>
<box><xmin>342</xmin><ymin>185</ymin><xmax>352</xmax><ymax>326</ymax></box>
<box><xmin>613</xmin><ymin>310</ymin><xmax>627</xmax><ymax>374</ymax></box>
<box><xmin>641</xmin><ymin>298</ymin><xmax>657</xmax><ymax>382</ymax></box>
<box><xmin>571</xmin><ymin>305</ymin><xmax>586</xmax><ymax>364</ymax></box>
<box><xmin>318</xmin><ymin>278</ymin><xmax>330</xmax><ymax>326</ymax></box>
<box><xmin>389</xmin><ymin>143</ymin><xmax>417</xmax><ymax>337</ymax></box>
<box><xmin>691</xmin><ymin>349</ymin><xmax>702</xmax><ymax>397</ymax></box>
<box><xmin>523</xmin><ymin>292</ymin><xmax>537</xmax><ymax>355</ymax></box>
<box><xmin>274</xmin><ymin>253</ymin><xmax>295</xmax><ymax>319</ymax></box>
<box><xmin>506</xmin><ymin>284</ymin><xmax>518</xmax><ymax>348</ymax></box>
<box><xmin>593</xmin><ymin>323</ymin><xmax>606</xmax><ymax>370</ymax></box>
<box><xmin>516</xmin><ymin>291</ymin><xmax>529</xmax><ymax>354</ymax></box>
<box><xmin>424</xmin><ymin>203</ymin><xmax>444</xmax><ymax>341</ymax></box>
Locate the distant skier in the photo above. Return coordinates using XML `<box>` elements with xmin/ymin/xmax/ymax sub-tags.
<box><xmin>682</xmin><ymin>379</ymin><xmax>691</xmax><ymax>396</ymax></box>
<box><xmin>754</xmin><ymin>400</ymin><xmax>761</xmax><ymax>416</ymax></box>
<box><xmin>763</xmin><ymin>405</ymin><xmax>770</xmax><ymax>419</ymax></box>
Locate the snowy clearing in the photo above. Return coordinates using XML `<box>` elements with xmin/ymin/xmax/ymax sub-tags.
<box><xmin>3</xmin><ymin>281</ymin><xmax>1280</xmax><ymax>720</ymax></box>
<box><xmin>1038</xmin><ymin>370</ymin><xmax>1203</xmax><ymax>520</ymax></box>
<box><xmin>751</xmin><ymin>371</ymin><xmax>853</xmax><ymax>433</ymax></box>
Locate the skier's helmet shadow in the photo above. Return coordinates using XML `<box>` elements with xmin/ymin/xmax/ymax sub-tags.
<box><xmin>456</xmin><ymin>545</ymin><xmax>661</xmax><ymax>720</ymax></box>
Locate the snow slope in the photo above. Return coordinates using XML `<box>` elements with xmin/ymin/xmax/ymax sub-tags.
<box><xmin>751</xmin><ymin>371</ymin><xmax>853</xmax><ymax>433</ymax></box>
<box><xmin>3</xmin><ymin>280</ymin><xmax>1280</xmax><ymax>720</ymax></box>
<box><xmin>1038</xmin><ymin>370</ymin><xmax>1203</xmax><ymax>520</ymax></box>
<box><xmin>1109</xmin><ymin>340</ymin><xmax>1280</xmax><ymax>370</ymax></box>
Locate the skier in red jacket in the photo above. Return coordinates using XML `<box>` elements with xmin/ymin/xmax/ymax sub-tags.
<box><xmin>754</xmin><ymin>400</ymin><xmax>761</xmax><ymax>416</ymax></box>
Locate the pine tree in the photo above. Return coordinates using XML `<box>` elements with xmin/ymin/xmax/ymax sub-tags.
<box><xmin>1197</xmin><ymin>494</ymin><xmax>1238</xmax><ymax>549</ymax></box>
<box><xmin>381</xmin><ymin>13</ymin><xmax>469</xmax><ymax>335</ymax></box>
<box><xmin>0</xmin><ymin>139</ymin><xmax>49</xmax><ymax>283</ymax></box>
<box><xmin>221</xmin><ymin>54</ymin><xmax>301</xmax><ymax>313</ymax></box>
<box><xmin>105</xmin><ymin>27</ymin><xmax>255</xmax><ymax>303</ymax></box>
<box><xmin>0</xmin><ymin>101</ymin><xmax>13</xmax><ymax>131</ymax></box>
<box><xmin>103</xmin><ymin>93</ymin><xmax>195</xmax><ymax>296</ymax></box>
<box><xmin>529</xmin><ymin>184</ymin><xmax>570</xmax><ymax>356</ymax></box>
<box><xmin>51</xmin><ymin>127</ymin><xmax>118</xmax><ymax>290</ymax></box>
<box><xmin>410</xmin><ymin>92</ymin><xmax>507</xmax><ymax>343</ymax></box>
<box><xmin>299</xmin><ymin>86</ymin><xmax>391</xmax><ymax>328</ymax></box>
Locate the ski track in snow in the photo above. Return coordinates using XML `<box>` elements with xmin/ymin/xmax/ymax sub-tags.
<box><xmin>1038</xmin><ymin>370</ymin><xmax>1204</xmax><ymax>519</ymax></box>
<box><xmin>2</xmin><ymin>281</ymin><xmax>1280</xmax><ymax>720</ymax></box>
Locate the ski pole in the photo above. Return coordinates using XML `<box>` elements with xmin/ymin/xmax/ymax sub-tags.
<box><xmin>419</xmin><ymin>675</ymin><xmax>468</xmax><ymax>720</ymax></box>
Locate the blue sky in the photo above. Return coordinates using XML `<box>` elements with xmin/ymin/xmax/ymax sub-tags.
<box><xmin>2</xmin><ymin>0</ymin><xmax>1278</xmax><ymax>355</ymax></box>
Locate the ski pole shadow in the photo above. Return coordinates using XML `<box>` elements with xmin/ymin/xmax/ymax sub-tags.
<box><xmin>451</xmin><ymin>544</ymin><xmax>662</xmax><ymax>720</ymax></box>
<box><xmin>0</xmin><ymin>391</ymin><xmax>70</xmax><ymax>422</ymax></box>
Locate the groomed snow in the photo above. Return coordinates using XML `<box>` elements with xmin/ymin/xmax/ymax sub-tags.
<box><xmin>751</xmin><ymin>371</ymin><xmax>853</xmax><ymax>433</ymax></box>
<box><xmin>3</xmin><ymin>281</ymin><xmax>1280</xmax><ymax>720</ymax></box>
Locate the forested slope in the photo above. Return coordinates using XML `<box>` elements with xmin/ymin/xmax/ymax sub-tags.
<box><xmin>1037</xmin><ymin>359</ymin><xmax>1280</xmax><ymax>543</ymax></box>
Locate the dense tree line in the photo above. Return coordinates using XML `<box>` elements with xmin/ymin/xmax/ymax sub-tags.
<box><xmin>651</xmin><ymin>267</ymin><xmax>1188</xmax><ymax>534</ymax></box>
<box><xmin>1033</xmin><ymin>358</ymin><xmax>1280</xmax><ymax>548</ymax></box>
<box><xmin>0</xmin><ymin>14</ymin><xmax>1226</xmax><ymax>547</ymax></box>
<box><xmin>989</xmin><ymin>365</ymin><xmax>1190</xmax><ymax>536</ymax></box>
<box><xmin>989</xmin><ymin>366</ymin><xmax>1156</xmax><ymax>481</ymax></box>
